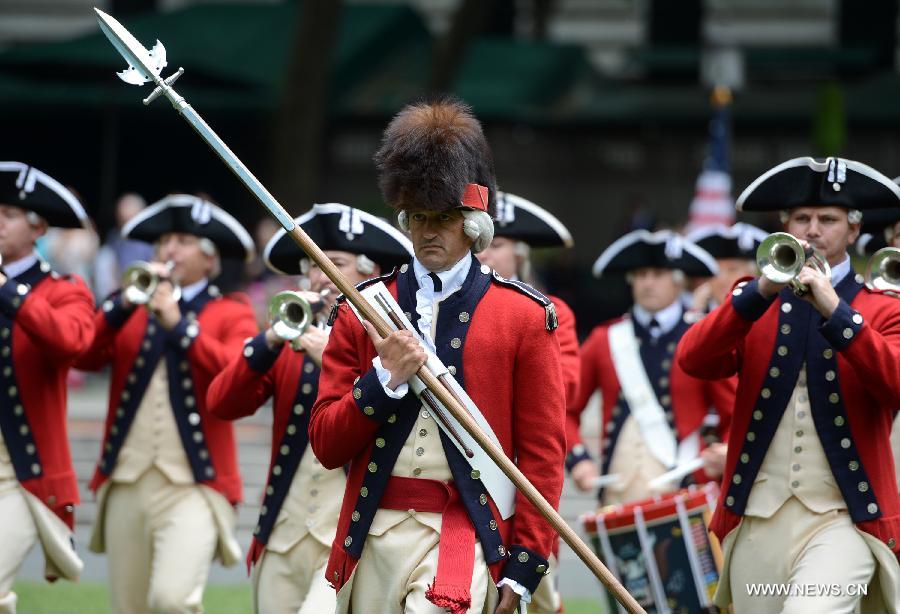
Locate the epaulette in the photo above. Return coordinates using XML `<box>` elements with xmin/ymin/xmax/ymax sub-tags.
<box><xmin>489</xmin><ymin>271</ymin><xmax>558</xmax><ymax>331</ymax></box>
<box><xmin>327</xmin><ymin>266</ymin><xmax>400</xmax><ymax>326</ymax></box>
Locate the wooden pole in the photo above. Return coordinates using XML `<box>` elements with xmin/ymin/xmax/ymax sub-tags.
<box><xmin>286</xmin><ymin>226</ymin><xmax>645</xmax><ymax>614</ymax></box>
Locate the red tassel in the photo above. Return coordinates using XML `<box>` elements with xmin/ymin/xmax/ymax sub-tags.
<box><xmin>426</xmin><ymin>580</ymin><xmax>472</xmax><ymax>614</ymax></box>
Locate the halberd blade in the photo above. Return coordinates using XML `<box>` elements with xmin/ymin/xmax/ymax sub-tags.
<box><xmin>94</xmin><ymin>8</ymin><xmax>161</xmax><ymax>85</ymax></box>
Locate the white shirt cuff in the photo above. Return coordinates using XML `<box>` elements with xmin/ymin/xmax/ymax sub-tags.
<box><xmin>496</xmin><ymin>578</ymin><xmax>532</xmax><ymax>604</ymax></box>
<box><xmin>372</xmin><ymin>356</ymin><xmax>408</xmax><ymax>398</ymax></box>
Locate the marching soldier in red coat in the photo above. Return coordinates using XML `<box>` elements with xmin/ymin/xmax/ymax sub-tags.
<box><xmin>206</xmin><ymin>203</ymin><xmax>413</xmax><ymax>614</ymax></box>
<box><xmin>0</xmin><ymin>162</ymin><xmax>95</xmax><ymax>614</ymax></box>
<box><xmin>677</xmin><ymin>157</ymin><xmax>900</xmax><ymax>613</ymax></box>
<box><xmin>853</xmin><ymin>200</ymin><xmax>900</xmax><ymax>494</ymax></box>
<box><xmin>476</xmin><ymin>191</ymin><xmax>577</xmax><ymax>614</ymax></box>
<box><xmin>76</xmin><ymin>194</ymin><xmax>257</xmax><ymax>614</ymax></box>
<box><xmin>566</xmin><ymin>230</ymin><xmax>736</xmax><ymax>504</ymax></box>
<box><xmin>309</xmin><ymin>98</ymin><xmax>566</xmax><ymax>614</ymax></box>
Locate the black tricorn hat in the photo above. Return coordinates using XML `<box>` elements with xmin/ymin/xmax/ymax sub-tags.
<box><xmin>122</xmin><ymin>194</ymin><xmax>255</xmax><ymax>262</ymax></box>
<box><xmin>686</xmin><ymin>222</ymin><xmax>768</xmax><ymax>260</ymax></box>
<box><xmin>374</xmin><ymin>97</ymin><xmax>497</xmax><ymax>216</ymax></box>
<box><xmin>264</xmin><ymin>203</ymin><xmax>413</xmax><ymax>275</ymax></box>
<box><xmin>493</xmin><ymin>191</ymin><xmax>573</xmax><ymax>249</ymax></box>
<box><xmin>0</xmin><ymin>162</ymin><xmax>91</xmax><ymax>230</ymax></box>
<box><xmin>593</xmin><ymin>230</ymin><xmax>718</xmax><ymax>278</ymax></box>
<box><xmin>736</xmin><ymin>157</ymin><xmax>900</xmax><ymax>212</ymax></box>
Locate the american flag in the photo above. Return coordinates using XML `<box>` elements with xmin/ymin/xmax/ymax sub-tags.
<box><xmin>686</xmin><ymin>86</ymin><xmax>735</xmax><ymax>231</ymax></box>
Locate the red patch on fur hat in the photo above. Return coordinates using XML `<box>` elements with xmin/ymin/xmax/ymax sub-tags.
<box><xmin>374</xmin><ymin>97</ymin><xmax>497</xmax><ymax>216</ymax></box>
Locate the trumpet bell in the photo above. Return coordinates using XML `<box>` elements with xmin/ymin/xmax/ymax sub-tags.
<box><xmin>864</xmin><ymin>247</ymin><xmax>900</xmax><ymax>292</ymax></box>
<box><xmin>756</xmin><ymin>232</ymin><xmax>831</xmax><ymax>296</ymax></box>
<box><xmin>269</xmin><ymin>291</ymin><xmax>313</xmax><ymax>341</ymax></box>
<box><xmin>122</xmin><ymin>262</ymin><xmax>158</xmax><ymax>304</ymax></box>
<box><xmin>121</xmin><ymin>261</ymin><xmax>182</xmax><ymax>304</ymax></box>
<box><xmin>757</xmin><ymin>232</ymin><xmax>806</xmax><ymax>283</ymax></box>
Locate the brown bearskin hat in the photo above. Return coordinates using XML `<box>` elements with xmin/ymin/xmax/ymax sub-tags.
<box><xmin>374</xmin><ymin>97</ymin><xmax>497</xmax><ymax>216</ymax></box>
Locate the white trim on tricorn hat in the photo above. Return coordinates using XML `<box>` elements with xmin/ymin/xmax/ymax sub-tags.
<box><xmin>686</xmin><ymin>222</ymin><xmax>768</xmax><ymax>259</ymax></box>
<box><xmin>592</xmin><ymin>229</ymin><xmax>718</xmax><ymax>278</ymax></box>
<box><xmin>122</xmin><ymin>193</ymin><xmax>255</xmax><ymax>262</ymax></box>
<box><xmin>736</xmin><ymin>156</ymin><xmax>900</xmax><ymax>212</ymax></box>
<box><xmin>0</xmin><ymin>161</ymin><xmax>91</xmax><ymax>230</ymax></box>
<box><xmin>494</xmin><ymin>191</ymin><xmax>573</xmax><ymax>249</ymax></box>
<box><xmin>263</xmin><ymin>203</ymin><xmax>413</xmax><ymax>276</ymax></box>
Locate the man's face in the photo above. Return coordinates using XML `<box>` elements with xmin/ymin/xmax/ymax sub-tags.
<box><xmin>0</xmin><ymin>205</ymin><xmax>45</xmax><ymax>263</ymax></box>
<box><xmin>784</xmin><ymin>206</ymin><xmax>859</xmax><ymax>266</ymax></box>
<box><xmin>307</xmin><ymin>250</ymin><xmax>379</xmax><ymax>311</ymax></box>
<box><xmin>888</xmin><ymin>220</ymin><xmax>900</xmax><ymax>248</ymax></box>
<box><xmin>476</xmin><ymin>236</ymin><xmax>518</xmax><ymax>279</ymax></box>
<box><xmin>631</xmin><ymin>267</ymin><xmax>681</xmax><ymax>312</ymax></box>
<box><xmin>156</xmin><ymin>233</ymin><xmax>215</xmax><ymax>286</ymax></box>
<box><xmin>407</xmin><ymin>209</ymin><xmax>473</xmax><ymax>272</ymax></box>
<box><xmin>712</xmin><ymin>258</ymin><xmax>757</xmax><ymax>304</ymax></box>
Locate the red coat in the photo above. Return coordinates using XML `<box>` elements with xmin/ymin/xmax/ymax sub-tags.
<box><xmin>76</xmin><ymin>285</ymin><xmax>257</xmax><ymax>504</ymax></box>
<box><xmin>0</xmin><ymin>263</ymin><xmax>94</xmax><ymax>527</ymax></box>
<box><xmin>550</xmin><ymin>295</ymin><xmax>580</xmax><ymax>406</ymax></box>
<box><xmin>309</xmin><ymin>259</ymin><xmax>566</xmax><ymax>594</ymax></box>
<box><xmin>565</xmin><ymin>311</ymin><xmax>736</xmax><ymax>480</ymax></box>
<box><xmin>206</xmin><ymin>332</ymin><xmax>322</xmax><ymax>566</ymax></box>
<box><xmin>677</xmin><ymin>276</ymin><xmax>900</xmax><ymax>559</ymax></box>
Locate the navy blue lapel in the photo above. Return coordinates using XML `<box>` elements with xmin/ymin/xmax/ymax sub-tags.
<box><xmin>0</xmin><ymin>262</ymin><xmax>50</xmax><ymax>481</ymax></box>
<box><xmin>254</xmin><ymin>354</ymin><xmax>321</xmax><ymax>545</ymax></box>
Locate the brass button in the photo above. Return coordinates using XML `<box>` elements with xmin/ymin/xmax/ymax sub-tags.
<box><xmin>273</xmin><ymin>465</ymin><xmax>282</xmax><ymax>476</ymax></box>
<box><xmin>747</xmin><ymin>432</ymin><xmax>756</xmax><ymax>442</ymax></box>
<box><xmin>849</xmin><ymin>460</ymin><xmax>859</xmax><ymax>471</ymax></box>
<box><xmin>368</xmin><ymin>462</ymin><xmax>377</xmax><ymax>473</ymax></box>
<box><xmin>479</xmin><ymin>494</ymin><xmax>487</xmax><ymax>505</ymax></box>
<box><xmin>471</xmin><ymin>469</ymin><xmax>480</xmax><ymax>479</ymax></box>
<box><xmin>842</xmin><ymin>328</ymin><xmax>853</xmax><ymax>339</ymax></box>
<box><xmin>823</xmin><ymin>348</ymin><xmax>833</xmax><ymax>359</ymax></box>
<box><xmin>780</xmin><ymin>324</ymin><xmax>791</xmax><ymax>335</ymax></box>
<box><xmin>726</xmin><ymin>496</ymin><xmax>735</xmax><ymax>506</ymax></box>
<box><xmin>363</xmin><ymin>406</ymin><xmax>374</xmax><ymax>416</ymax></box>
<box><xmin>825</xmin><ymin>370</ymin><xmax>836</xmax><ymax>381</ymax></box>
<box><xmin>376</xmin><ymin>438</ymin><xmax>386</xmax><ymax>448</ymax></box>
<box><xmin>753</xmin><ymin>410</ymin><xmax>763</xmax><ymax>421</ymax></box>
<box><xmin>388</xmin><ymin>414</ymin><xmax>397</xmax><ymax>424</ymax></box>
<box><xmin>517</xmin><ymin>552</ymin><xmax>529</xmax><ymax>563</ymax></box>
<box><xmin>352</xmin><ymin>511</ymin><xmax>360</xmax><ymax>522</ymax></box>
<box><xmin>781</xmin><ymin>303</ymin><xmax>792</xmax><ymax>313</ymax></box>
<box><xmin>302</xmin><ymin>383</ymin><xmax>312</xmax><ymax>394</ymax></box>
<box><xmin>760</xmin><ymin>388</ymin><xmax>771</xmax><ymax>399</ymax></box>
<box><xmin>732</xmin><ymin>474</ymin><xmax>742</xmax><ymax>485</ymax></box>
<box><xmin>834</xmin><ymin>416</ymin><xmax>845</xmax><ymax>427</ymax></box>
<box><xmin>344</xmin><ymin>536</ymin><xmax>352</xmax><ymax>547</ymax></box>
<box><xmin>868</xmin><ymin>503</ymin><xmax>878</xmax><ymax>514</ymax></box>
<box><xmin>777</xmin><ymin>345</ymin><xmax>788</xmax><ymax>357</ymax></box>
<box><xmin>360</xmin><ymin>487</ymin><xmax>369</xmax><ymax>497</ymax></box>
<box><xmin>489</xmin><ymin>520</ymin><xmax>498</xmax><ymax>530</ymax></box>
<box><xmin>887</xmin><ymin>538</ymin><xmax>896</xmax><ymax>549</ymax></box>
<box><xmin>459</xmin><ymin>312</ymin><xmax>470</xmax><ymax>323</ymax></box>
<box><xmin>828</xmin><ymin>393</ymin><xmax>839</xmax><ymax>404</ymax></box>
<box><xmin>353</xmin><ymin>388</ymin><xmax>362</xmax><ymax>400</ymax></box>
<box><xmin>841</xmin><ymin>438</ymin><xmax>851</xmax><ymax>449</ymax></box>
<box><xmin>280</xmin><ymin>445</ymin><xmax>290</xmax><ymax>455</ymax></box>
<box><xmin>287</xmin><ymin>425</ymin><xmax>297</xmax><ymax>435</ymax></box>
<box><xmin>450</xmin><ymin>338</ymin><xmax>461</xmax><ymax>349</ymax></box>
<box><xmin>740</xmin><ymin>453</ymin><xmax>749</xmax><ymax>464</ymax></box>
<box><xmin>858</xmin><ymin>481</ymin><xmax>869</xmax><ymax>492</ymax></box>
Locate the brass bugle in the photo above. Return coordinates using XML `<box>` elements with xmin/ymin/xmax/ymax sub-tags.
<box><xmin>121</xmin><ymin>260</ymin><xmax>181</xmax><ymax>304</ymax></box>
<box><xmin>267</xmin><ymin>290</ymin><xmax>330</xmax><ymax>341</ymax></box>
<box><xmin>756</xmin><ymin>232</ymin><xmax>831</xmax><ymax>297</ymax></box>
<box><xmin>864</xmin><ymin>247</ymin><xmax>900</xmax><ymax>293</ymax></box>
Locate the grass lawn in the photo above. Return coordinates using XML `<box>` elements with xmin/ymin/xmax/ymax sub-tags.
<box><xmin>12</xmin><ymin>582</ymin><xmax>606</xmax><ymax>613</ymax></box>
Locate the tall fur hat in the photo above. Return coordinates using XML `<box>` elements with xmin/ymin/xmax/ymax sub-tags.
<box><xmin>374</xmin><ymin>97</ymin><xmax>497</xmax><ymax>216</ymax></box>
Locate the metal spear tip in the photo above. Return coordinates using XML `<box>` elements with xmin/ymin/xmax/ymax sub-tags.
<box><xmin>94</xmin><ymin>7</ymin><xmax>166</xmax><ymax>86</ymax></box>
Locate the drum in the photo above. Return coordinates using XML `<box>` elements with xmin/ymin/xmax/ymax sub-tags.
<box><xmin>581</xmin><ymin>483</ymin><xmax>723</xmax><ymax>614</ymax></box>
